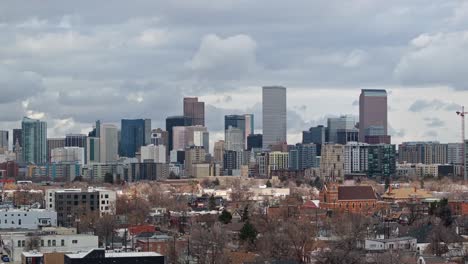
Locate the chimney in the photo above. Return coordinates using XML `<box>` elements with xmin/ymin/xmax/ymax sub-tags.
<box><xmin>414</xmin><ymin>186</ymin><xmax>417</xmax><ymax>193</ymax></box>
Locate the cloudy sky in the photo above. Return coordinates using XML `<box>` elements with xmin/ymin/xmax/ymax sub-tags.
<box><xmin>1</xmin><ymin>0</ymin><xmax>468</xmax><ymax>149</ymax></box>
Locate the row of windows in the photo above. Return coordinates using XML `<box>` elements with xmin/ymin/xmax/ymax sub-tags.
<box><xmin>3</xmin><ymin>214</ymin><xmax>27</xmax><ymax>217</ymax></box>
<box><xmin>17</xmin><ymin>239</ymin><xmax>78</xmax><ymax>248</ymax></box>
<box><xmin>2</xmin><ymin>219</ymin><xmax>22</xmax><ymax>225</ymax></box>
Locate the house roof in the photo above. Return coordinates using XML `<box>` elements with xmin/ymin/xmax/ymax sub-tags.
<box><xmin>337</xmin><ymin>186</ymin><xmax>376</xmax><ymax>201</ymax></box>
<box><xmin>301</xmin><ymin>200</ymin><xmax>319</xmax><ymax>209</ymax></box>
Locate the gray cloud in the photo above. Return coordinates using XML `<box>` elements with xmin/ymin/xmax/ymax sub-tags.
<box><xmin>0</xmin><ymin>0</ymin><xmax>466</xmax><ymax>142</ymax></box>
<box><xmin>409</xmin><ymin>99</ymin><xmax>461</xmax><ymax>112</ymax></box>
<box><xmin>424</xmin><ymin>117</ymin><xmax>445</xmax><ymax>128</ymax></box>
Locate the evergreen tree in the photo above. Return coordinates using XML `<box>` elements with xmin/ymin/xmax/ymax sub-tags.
<box><xmin>208</xmin><ymin>194</ymin><xmax>217</xmax><ymax>210</ymax></box>
<box><xmin>241</xmin><ymin>205</ymin><xmax>249</xmax><ymax>222</ymax></box>
<box><xmin>213</xmin><ymin>178</ymin><xmax>220</xmax><ymax>186</ymax></box>
<box><xmin>218</xmin><ymin>210</ymin><xmax>233</xmax><ymax>224</ymax></box>
<box><xmin>239</xmin><ymin>221</ymin><xmax>258</xmax><ymax>244</ymax></box>
<box><xmin>266</xmin><ymin>180</ymin><xmax>272</xmax><ymax>188</ymax></box>
<box><xmin>384</xmin><ymin>177</ymin><xmax>390</xmax><ymax>191</ymax></box>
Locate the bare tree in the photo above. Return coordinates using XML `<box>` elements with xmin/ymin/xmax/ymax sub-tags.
<box><xmin>25</xmin><ymin>235</ymin><xmax>41</xmax><ymax>251</ymax></box>
<box><xmin>95</xmin><ymin>214</ymin><xmax>118</xmax><ymax>248</ymax></box>
<box><xmin>189</xmin><ymin>222</ymin><xmax>230</xmax><ymax>264</ymax></box>
<box><xmin>257</xmin><ymin>218</ymin><xmax>316</xmax><ymax>263</ymax></box>
<box><xmin>314</xmin><ymin>213</ymin><xmax>370</xmax><ymax>264</ymax></box>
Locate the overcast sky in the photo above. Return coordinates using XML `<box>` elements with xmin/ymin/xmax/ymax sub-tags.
<box><xmin>1</xmin><ymin>0</ymin><xmax>467</xmax><ymax>148</ymax></box>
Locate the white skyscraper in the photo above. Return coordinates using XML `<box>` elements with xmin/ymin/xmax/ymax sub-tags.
<box><xmin>99</xmin><ymin>124</ymin><xmax>118</xmax><ymax>162</ymax></box>
<box><xmin>262</xmin><ymin>86</ymin><xmax>287</xmax><ymax>149</ymax></box>
<box><xmin>51</xmin><ymin>147</ymin><xmax>85</xmax><ymax>165</ymax></box>
<box><xmin>225</xmin><ymin>126</ymin><xmax>244</xmax><ymax>152</ymax></box>
<box><xmin>140</xmin><ymin>144</ymin><xmax>166</xmax><ymax>163</ymax></box>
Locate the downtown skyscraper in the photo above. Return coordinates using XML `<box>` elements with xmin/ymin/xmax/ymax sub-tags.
<box><xmin>183</xmin><ymin>97</ymin><xmax>205</xmax><ymax>126</ymax></box>
<box><xmin>120</xmin><ymin>119</ymin><xmax>151</xmax><ymax>157</ymax></box>
<box><xmin>21</xmin><ymin>117</ymin><xmax>47</xmax><ymax>164</ymax></box>
<box><xmin>262</xmin><ymin>86</ymin><xmax>287</xmax><ymax>149</ymax></box>
<box><xmin>359</xmin><ymin>89</ymin><xmax>389</xmax><ymax>143</ymax></box>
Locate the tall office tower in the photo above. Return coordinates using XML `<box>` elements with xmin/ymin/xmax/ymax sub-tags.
<box><xmin>247</xmin><ymin>134</ymin><xmax>263</xmax><ymax>151</ymax></box>
<box><xmin>268</xmin><ymin>151</ymin><xmax>289</xmax><ymax>172</ymax></box>
<box><xmin>225</xmin><ymin>126</ymin><xmax>244</xmax><ymax>152</ymax></box>
<box><xmin>244</xmin><ymin>114</ymin><xmax>254</xmax><ymax>148</ymax></box>
<box><xmin>172</xmin><ymin>126</ymin><xmax>187</xmax><ymax>151</ymax></box>
<box><xmin>99</xmin><ymin>124</ymin><xmax>118</xmax><ymax>162</ymax></box>
<box><xmin>140</xmin><ymin>144</ymin><xmax>166</xmax><ymax>163</ymax></box>
<box><xmin>225</xmin><ymin>114</ymin><xmax>254</xmax><ymax>150</ymax></box>
<box><xmin>88</xmin><ymin>120</ymin><xmax>101</xmax><ymax>137</ymax></box>
<box><xmin>65</xmin><ymin>134</ymin><xmax>87</xmax><ymax>148</ymax></box>
<box><xmin>368</xmin><ymin>144</ymin><xmax>396</xmax><ymax>179</ymax></box>
<box><xmin>224</xmin><ymin>150</ymin><xmax>242</xmax><ymax>175</ymax></box>
<box><xmin>327</xmin><ymin>116</ymin><xmax>357</xmax><ymax>144</ymax></box>
<box><xmin>86</xmin><ymin>137</ymin><xmax>100</xmax><ymax>164</ymax></box>
<box><xmin>51</xmin><ymin>147</ymin><xmax>85</xmax><ymax>165</ymax></box>
<box><xmin>171</xmin><ymin>125</ymin><xmax>208</xmax><ymax>151</ymax></box>
<box><xmin>184</xmin><ymin>145</ymin><xmax>206</xmax><ymax>177</ymax></box>
<box><xmin>47</xmin><ymin>138</ymin><xmax>65</xmax><ymax>162</ymax></box>
<box><xmin>448</xmin><ymin>143</ymin><xmax>463</xmax><ymax>165</ymax></box>
<box><xmin>65</xmin><ymin>134</ymin><xmax>87</xmax><ymax>163</ymax></box>
<box><xmin>184</xmin><ymin>97</ymin><xmax>205</xmax><ymax>126</ymax></box>
<box><xmin>120</xmin><ymin>119</ymin><xmax>151</xmax><ymax>158</ymax></box>
<box><xmin>166</xmin><ymin>116</ymin><xmax>192</xmax><ymax>152</ymax></box>
<box><xmin>320</xmin><ymin>144</ymin><xmax>345</xmax><ymax>182</ymax></box>
<box><xmin>13</xmin><ymin>129</ymin><xmax>22</xmax><ymax>151</ymax></box>
<box><xmin>185</xmin><ymin>126</ymin><xmax>208</xmax><ymax>147</ymax></box>
<box><xmin>289</xmin><ymin>143</ymin><xmax>317</xmax><ymax>171</ymax></box>
<box><xmin>225</xmin><ymin>114</ymin><xmax>245</xmax><ymax>134</ymax></box>
<box><xmin>21</xmin><ymin>117</ymin><xmax>47</xmax><ymax>164</ymax></box>
<box><xmin>151</xmin><ymin>128</ymin><xmax>168</xmax><ymax>146</ymax></box>
<box><xmin>262</xmin><ymin>86</ymin><xmax>287</xmax><ymax>149</ymax></box>
<box><xmin>303</xmin><ymin>125</ymin><xmax>327</xmax><ymax>156</ymax></box>
<box><xmin>213</xmin><ymin>140</ymin><xmax>225</xmax><ymax>164</ymax></box>
<box><xmin>0</xmin><ymin>130</ymin><xmax>8</xmax><ymax>151</ymax></box>
<box><xmin>359</xmin><ymin>89</ymin><xmax>389</xmax><ymax>143</ymax></box>
<box><xmin>193</xmin><ymin>130</ymin><xmax>209</xmax><ymax>151</ymax></box>
<box><xmin>398</xmin><ymin>141</ymin><xmax>448</xmax><ymax>164</ymax></box>
<box><xmin>343</xmin><ymin>142</ymin><xmax>369</xmax><ymax>174</ymax></box>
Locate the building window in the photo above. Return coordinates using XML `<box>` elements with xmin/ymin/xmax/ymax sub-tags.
<box><xmin>17</xmin><ymin>241</ymin><xmax>21</xmax><ymax>247</ymax></box>
<box><xmin>48</xmin><ymin>240</ymin><xmax>51</xmax><ymax>247</ymax></box>
<box><xmin>72</xmin><ymin>240</ymin><xmax>78</xmax><ymax>244</ymax></box>
<box><xmin>41</xmin><ymin>240</ymin><xmax>44</xmax><ymax>247</ymax></box>
<box><xmin>22</xmin><ymin>240</ymin><xmax>25</xmax><ymax>247</ymax></box>
<box><xmin>61</xmin><ymin>239</ymin><xmax>65</xmax><ymax>246</ymax></box>
<box><xmin>19</xmin><ymin>219</ymin><xmax>21</xmax><ymax>225</ymax></box>
<box><xmin>105</xmin><ymin>194</ymin><xmax>109</xmax><ymax>198</ymax></box>
<box><xmin>52</xmin><ymin>240</ymin><xmax>56</xmax><ymax>246</ymax></box>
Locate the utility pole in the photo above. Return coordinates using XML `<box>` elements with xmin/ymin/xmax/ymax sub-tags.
<box><xmin>456</xmin><ymin>107</ymin><xmax>467</xmax><ymax>181</ymax></box>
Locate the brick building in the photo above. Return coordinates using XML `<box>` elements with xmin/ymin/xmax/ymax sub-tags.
<box><xmin>319</xmin><ymin>184</ymin><xmax>381</xmax><ymax>214</ymax></box>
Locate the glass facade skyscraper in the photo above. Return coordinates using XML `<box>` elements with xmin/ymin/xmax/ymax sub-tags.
<box><xmin>262</xmin><ymin>86</ymin><xmax>287</xmax><ymax>149</ymax></box>
<box><xmin>166</xmin><ymin>116</ymin><xmax>192</xmax><ymax>152</ymax></box>
<box><xmin>120</xmin><ymin>119</ymin><xmax>151</xmax><ymax>157</ymax></box>
<box><xmin>22</xmin><ymin>117</ymin><xmax>47</xmax><ymax>164</ymax></box>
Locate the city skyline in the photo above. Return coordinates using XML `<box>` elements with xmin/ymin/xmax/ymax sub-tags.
<box><xmin>0</xmin><ymin>87</ymin><xmax>466</xmax><ymax>153</ymax></box>
<box><xmin>0</xmin><ymin>1</ymin><xmax>467</xmax><ymax>148</ymax></box>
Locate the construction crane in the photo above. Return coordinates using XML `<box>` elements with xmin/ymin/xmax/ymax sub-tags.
<box><xmin>456</xmin><ymin>106</ymin><xmax>468</xmax><ymax>181</ymax></box>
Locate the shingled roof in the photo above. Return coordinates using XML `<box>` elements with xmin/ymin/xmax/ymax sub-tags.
<box><xmin>338</xmin><ymin>186</ymin><xmax>376</xmax><ymax>201</ymax></box>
